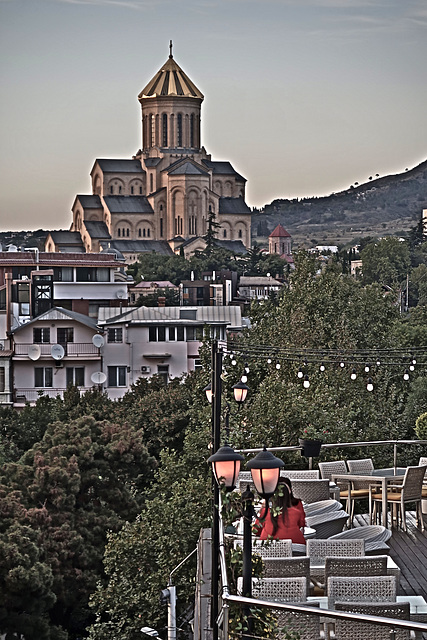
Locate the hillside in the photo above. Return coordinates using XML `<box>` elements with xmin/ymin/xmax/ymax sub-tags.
<box><xmin>253</xmin><ymin>159</ymin><xmax>427</xmax><ymax>249</ymax></box>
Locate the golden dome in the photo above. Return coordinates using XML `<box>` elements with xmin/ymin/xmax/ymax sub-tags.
<box><xmin>139</xmin><ymin>44</ymin><xmax>203</xmax><ymax>100</ymax></box>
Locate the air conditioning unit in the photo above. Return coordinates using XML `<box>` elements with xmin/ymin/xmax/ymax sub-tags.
<box><xmin>141</xmin><ymin>366</ymin><xmax>151</xmax><ymax>373</ymax></box>
<box><xmin>55</xmin><ymin>361</ymin><xmax>64</xmax><ymax>368</ymax></box>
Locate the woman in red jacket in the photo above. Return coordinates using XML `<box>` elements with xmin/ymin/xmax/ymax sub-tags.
<box><xmin>253</xmin><ymin>478</ymin><xmax>306</xmax><ymax>545</ymax></box>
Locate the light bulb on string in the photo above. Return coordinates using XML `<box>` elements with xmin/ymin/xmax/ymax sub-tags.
<box><xmin>231</xmin><ymin>359</ymin><xmax>237</xmax><ymax>366</ymax></box>
<box><xmin>297</xmin><ymin>367</ymin><xmax>304</xmax><ymax>379</ymax></box>
<box><xmin>403</xmin><ymin>369</ymin><xmax>410</xmax><ymax>381</ymax></box>
<box><xmin>244</xmin><ymin>363</ymin><xmax>250</xmax><ymax>374</ymax></box>
<box><xmin>276</xmin><ymin>362</ymin><xmax>281</xmax><ymax>370</ymax></box>
<box><xmin>364</xmin><ymin>364</ymin><xmax>370</xmax><ymax>373</ymax></box>
<box><xmin>303</xmin><ymin>375</ymin><xmax>310</xmax><ymax>389</ymax></box>
<box><xmin>409</xmin><ymin>364</ymin><xmax>415</xmax><ymax>372</ymax></box>
<box><xmin>376</xmin><ymin>360</ymin><xmax>381</xmax><ymax>366</ymax></box>
<box><xmin>340</xmin><ymin>361</ymin><xmax>345</xmax><ymax>368</ymax></box>
<box><xmin>319</xmin><ymin>362</ymin><xmax>325</xmax><ymax>372</ymax></box>
<box><xmin>241</xmin><ymin>374</ymin><xmax>248</xmax><ymax>384</ymax></box>
<box><xmin>412</xmin><ymin>358</ymin><xmax>417</xmax><ymax>365</ymax></box>
<box><xmin>350</xmin><ymin>368</ymin><xmax>357</xmax><ymax>381</ymax></box>
<box><xmin>267</xmin><ymin>358</ymin><xmax>272</xmax><ymax>364</ymax></box>
<box><xmin>366</xmin><ymin>378</ymin><xmax>374</xmax><ymax>392</ymax></box>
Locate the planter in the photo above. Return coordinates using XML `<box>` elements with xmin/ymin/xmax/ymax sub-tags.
<box><xmin>299</xmin><ymin>438</ymin><xmax>323</xmax><ymax>458</ymax></box>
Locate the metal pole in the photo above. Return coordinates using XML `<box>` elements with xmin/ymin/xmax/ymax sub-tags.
<box><xmin>211</xmin><ymin>340</ymin><xmax>222</xmax><ymax>640</ymax></box>
<box><xmin>167</xmin><ymin>585</ymin><xmax>176</xmax><ymax>640</ymax></box>
<box><xmin>241</xmin><ymin>486</ymin><xmax>254</xmax><ymax>640</ymax></box>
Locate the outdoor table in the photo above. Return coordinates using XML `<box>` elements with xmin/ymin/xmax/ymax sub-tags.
<box><xmin>307</xmin><ymin>594</ymin><xmax>427</xmax><ymax>619</ymax></box>
<box><xmin>331</xmin><ymin>467</ymin><xmax>406</xmax><ymax>528</ymax></box>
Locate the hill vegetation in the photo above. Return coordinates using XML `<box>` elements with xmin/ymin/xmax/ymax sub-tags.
<box><xmin>254</xmin><ymin>159</ymin><xmax>427</xmax><ymax>248</ymax></box>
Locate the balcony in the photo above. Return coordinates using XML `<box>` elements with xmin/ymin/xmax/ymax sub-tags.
<box><xmin>14</xmin><ymin>343</ymin><xmax>100</xmax><ymax>358</ymax></box>
<box><xmin>14</xmin><ymin>387</ymin><xmax>95</xmax><ymax>404</ymax></box>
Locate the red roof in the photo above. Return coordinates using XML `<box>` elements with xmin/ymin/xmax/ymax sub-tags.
<box><xmin>269</xmin><ymin>224</ymin><xmax>291</xmax><ymax>238</ymax></box>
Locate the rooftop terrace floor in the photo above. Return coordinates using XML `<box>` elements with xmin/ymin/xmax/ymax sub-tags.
<box><xmin>353</xmin><ymin>511</ymin><xmax>427</xmax><ymax>598</ymax></box>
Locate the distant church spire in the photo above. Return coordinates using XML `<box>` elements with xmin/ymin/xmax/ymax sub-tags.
<box><xmin>169</xmin><ymin>40</ymin><xmax>173</xmax><ymax>58</ymax></box>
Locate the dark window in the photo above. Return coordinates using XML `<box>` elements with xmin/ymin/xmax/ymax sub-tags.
<box><xmin>147</xmin><ymin>228</ymin><xmax>150</xmax><ymax>238</ymax></box>
<box><xmin>160</xmin><ymin>218</ymin><xmax>163</xmax><ymax>237</ymax></box>
<box><xmin>143</xmin><ymin>229</ymin><xmax>146</xmax><ymax>238</ymax></box>
<box><xmin>139</xmin><ymin>186</ymin><xmax>143</xmax><ymax>194</ymax></box>
<box><xmin>149</xmin><ymin>326</ymin><xmax>157</xmax><ymax>342</ymax></box>
<box><xmin>108</xmin><ymin>366</ymin><xmax>126</xmax><ymax>387</ymax></box>
<box><xmin>33</xmin><ymin>328</ymin><xmax>50</xmax><ymax>343</ymax></box>
<box><xmin>66</xmin><ymin>367</ymin><xmax>84</xmax><ymax>387</ymax></box>
<box><xmin>127</xmin><ymin>228</ymin><xmax>130</xmax><ymax>237</ymax></box>
<box><xmin>177</xmin><ymin>326</ymin><xmax>185</xmax><ymax>341</ymax></box>
<box><xmin>0</xmin><ymin>367</ymin><xmax>5</xmax><ymax>392</ymax></box>
<box><xmin>190</xmin><ymin>114</ymin><xmax>195</xmax><ymax>147</ymax></box>
<box><xmin>162</xmin><ymin>114</ymin><xmax>168</xmax><ymax>146</ymax></box>
<box><xmin>110</xmin><ymin>185</ymin><xmax>114</xmax><ymax>194</ymax></box>
<box><xmin>158</xmin><ymin>326</ymin><xmax>166</xmax><ymax>342</ymax></box>
<box><xmin>157</xmin><ymin>364</ymin><xmax>169</xmax><ymax>385</ymax></box>
<box><xmin>187</xmin><ymin>327</ymin><xmax>196</xmax><ymax>341</ymax></box>
<box><xmin>35</xmin><ymin>367</ymin><xmax>53</xmax><ymax>387</ymax></box>
<box><xmin>223</xmin><ymin>230</ymin><xmax>227</xmax><ymax>238</ymax></box>
<box><xmin>57</xmin><ymin>328</ymin><xmax>74</xmax><ymax>344</ymax></box>
<box><xmin>118</xmin><ymin>228</ymin><xmax>121</xmax><ymax>237</ymax></box>
<box><xmin>169</xmin><ymin>327</ymin><xmax>175</xmax><ymax>341</ymax></box>
<box><xmin>177</xmin><ymin>113</ymin><xmax>183</xmax><ymax>146</ymax></box>
<box><xmin>107</xmin><ymin>328</ymin><xmax>123</xmax><ymax>343</ymax></box>
<box><xmin>138</xmin><ymin>228</ymin><xmax>141</xmax><ymax>237</ymax></box>
<box><xmin>131</xmin><ymin>186</ymin><xmax>134</xmax><ymax>194</ymax></box>
<box><xmin>239</xmin><ymin>229</ymin><xmax>243</xmax><ymax>238</ymax></box>
<box><xmin>119</xmin><ymin>186</ymin><xmax>122</xmax><ymax>194</ymax></box>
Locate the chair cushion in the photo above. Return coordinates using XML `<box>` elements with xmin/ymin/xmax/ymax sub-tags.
<box><xmin>340</xmin><ymin>489</ymin><xmax>370</xmax><ymax>498</ymax></box>
<box><xmin>371</xmin><ymin>491</ymin><xmax>403</xmax><ymax>502</ymax></box>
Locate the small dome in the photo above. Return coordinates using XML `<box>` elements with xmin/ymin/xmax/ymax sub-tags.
<box><xmin>139</xmin><ymin>49</ymin><xmax>203</xmax><ymax>101</ymax></box>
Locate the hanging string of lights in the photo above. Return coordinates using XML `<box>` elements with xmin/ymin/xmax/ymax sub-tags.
<box><xmin>223</xmin><ymin>340</ymin><xmax>427</xmax><ymax>392</ymax></box>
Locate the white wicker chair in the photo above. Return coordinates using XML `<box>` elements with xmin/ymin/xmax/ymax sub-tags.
<box><xmin>319</xmin><ymin>460</ymin><xmax>371</xmax><ymax>524</ymax></box>
<box><xmin>262</xmin><ymin>555</ymin><xmax>311</xmax><ymax>592</ymax></box>
<box><xmin>324</xmin><ymin>555</ymin><xmax>389</xmax><ymax>595</ymax></box>
<box><xmin>281</xmin><ymin>469</ymin><xmax>320</xmax><ymax>480</ymax></box>
<box><xmin>369</xmin><ymin>465</ymin><xmax>426</xmax><ymax>532</ymax></box>
<box><xmin>275</xmin><ymin>602</ymin><xmax>321</xmax><ymax>640</ymax></box>
<box><xmin>291</xmin><ymin>479</ymin><xmax>330</xmax><ymax>504</ymax></box>
<box><xmin>237</xmin><ymin>576</ymin><xmax>307</xmax><ymax>602</ymax></box>
<box><xmin>307</xmin><ymin>538</ymin><xmax>365</xmax><ymax>563</ymax></box>
<box><xmin>334</xmin><ymin>601</ymin><xmax>410</xmax><ymax>640</ymax></box>
<box><xmin>251</xmin><ymin>538</ymin><xmax>293</xmax><ymax>558</ymax></box>
<box><xmin>327</xmin><ymin>575</ymin><xmax>396</xmax><ymax>609</ymax></box>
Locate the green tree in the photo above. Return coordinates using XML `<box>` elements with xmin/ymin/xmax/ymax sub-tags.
<box><xmin>360</xmin><ymin>237</ymin><xmax>411</xmax><ymax>287</ymax></box>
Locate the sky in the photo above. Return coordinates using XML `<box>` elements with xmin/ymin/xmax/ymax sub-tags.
<box><xmin>0</xmin><ymin>0</ymin><xmax>426</xmax><ymax>232</ymax></box>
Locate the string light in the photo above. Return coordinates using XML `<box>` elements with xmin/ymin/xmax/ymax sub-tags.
<box><xmin>340</xmin><ymin>361</ymin><xmax>345</xmax><ymax>368</ymax></box>
<box><xmin>350</xmin><ymin>368</ymin><xmax>357</xmax><ymax>381</ymax></box>
<box><xmin>366</xmin><ymin>378</ymin><xmax>374</xmax><ymax>392</ymax></box>
<box><xmin>267</xmin><ymin>358</ymin><xmax>272</xmax><ymax>364</ymax></box>
<box><xmin>303</xmin><ymin>374</ymin><xmax>310</xmax><ymax>389</ymax></box>
<box><xmin>241</xmin><ymin>374</ymin><xmax>248</xmax><ymax>384</ymax></box>
<box><xmin>276</xmin><ymin>362</ymin><xmax>281</xmax><ymax>370</ymax></box>
<box><xmin>297</xmin><ymin>367</ymin><xmax>304</xmax><ymax>379</ymax></box>
<box><xmin>244</xmin><ymin>363</ymin><xmax>250</xmax><ymax>374</ymax></box>
<box><xmin>409</xmin><ymin>364</ymin><xmax>415</xmax><ymax>372</ymax></box>
<box><xmin>231</xmin><ymin>359</ymin><xmax>237</xmax><ymax>366</ymax></box>
<box><xmin>376</xmin><ymin>360</ymin><xmax>381</xmax><ymax>366</ymax></box>
<box><xmin>319</xmin><ymin>362</ymin><xmax>325</xmax><ymax>372</ymax></box>
<box><xmin>364</xmin><ymin>364</ymin><xmax>370</xmax><ymax>373</ymax></box>
<box><xmin>403</xmin><ymin>369</ymin><xmax>410</xmax><ymax>381</ymax></box>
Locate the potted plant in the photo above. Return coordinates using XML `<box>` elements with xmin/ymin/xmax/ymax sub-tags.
<box><xmin>299</xmin><ymin>424</ymin><xmax>330</xmax><ymax>458</ymax></box>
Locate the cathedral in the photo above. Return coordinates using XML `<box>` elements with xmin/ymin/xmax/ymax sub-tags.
<box><xmin>45</xmin><ymin>44</ymin><xmax>252</xmax><ymax>262</ymax></box>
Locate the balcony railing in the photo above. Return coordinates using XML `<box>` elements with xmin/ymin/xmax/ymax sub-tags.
<box><xmin>14</xmin><ymin>343</ymin><xmax>100</xmax><ymax>357</ymax></box>
<box><xmin>14</xmin><ymin>387</ymin><xmax>95</xmax><ymax>403</ymax></box>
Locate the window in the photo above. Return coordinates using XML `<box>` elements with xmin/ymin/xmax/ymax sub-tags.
<box><xmin>107</xmin><ymin>328</ymin><xmax>123</xmax><ymax>343</ymax></box>
<box><xmin>160</xmin><ymin>218</ymin><xmax>163</xmax><ymax>237</ymax></box>
<box><xmin>169</xmin><ymin>327</ymin><xmax>175</xmax><ymax>341</ymax></box>
<box><xmin>162</xmin><ymin>114</ymin><xmax>168</xmax><ymax>147</ymax></box>
<box><xmin>177</xmin><ymin>326</ymin><xmax>185</xmax><ymax>341</ymax></box>
<box><xmin>147</xmin><ymin>228</ymin><xmax>150</xmax><ymax>238</ymax></box>
<box><xmin>157</xmin><ymin>364</ymin><xmax>169</xmax><ymax>385</ymax></box>
<box><xmin>119</xmin><ymin>186</ymin><xmax>122</xmax><ymax>194</ymax></box>
<box><xmin>143</xmin><ymin>229</ymin><xmax>146</xmax><ymax>238</ymax></box>
<box><xmin>35</xmin><ymin>367</ymin><xmax>53</xmax><ymax>388</ymax></box>
<box><xmin>33</xmin><ymin>328</ymin><xmax>50</xmax><ymax>343</ymax></box>
<box><xmin>66</xmin><ymin>367</ymin><xmax>84</xmax><ymax>387</ymax></box>
<box><xmin>118</xmin><ymin>228</ymin><xmax>121</xmax><ymax>237</ymax></box>
<box><xmin>186</xmin><ymin>327</ymin><xmax>196</xmax><ymax>341</ymax></box>
<box><xmin>108</xmin><ymin>366</ymin><xmax>127</xmax><ymax>387</ymax></box>
<box><xmin>190</xmin><ymin>114</ymin><xmax>195</xmax><ymax>147</ymax></box>
<box><xmin>239</xmin><ymin>229</ymin><xmax>243</xmax><ymax>238</ymax></box>
<box><xmin>138</xmin><ymin>228</ymin><xmax>141</xmax><ymax>237</ymax></box>
<box><xmin>139</xmin><ymin>187</ymin><xmax>143</xmax><ymax>194</ymax></box>
<box><xmin>17</xmin><ymin>283</ymin><xmax>30</xmax><ymax>315</ymax></box>
<box><xmin>0</xmin><ymin>367</ymin><xmax>5</xmax><ymax>392</ymax></box>
<box><xmin>177</xmin><ymin>113</ymin><xmax>183</xmax><ymax>146</ymax></box>
<box><xmin>131</xmin><ymin>186</ymin><xmax>134</xmax><ymax>194</ymax></box>
<box><xmin>149</xmin><ymin>326</ymin><xmax>166</xmax><ymax>342</ymax></box>
<box><xmin>57</xmin><ymin>328</ymin><xmax>74</xmax><ymax>344</ymax></box>
<box><xmin>223</xmin><ymin>230</ymin><xmax>227</xmax><ymax>238</ymax></box>
<box><xmin>194</xmin><ymin>359</ymin><xmax>202</xmax><ymax>372</ymax></box>
<box><xmin>110</xmin><ymin>185</ymin><xmax>114</xmax><ymax>194</ymax></box>
<box><xmin>150</xmin><ymin>174</ymin><xmax>153</xmax><ymax>192</ymax></box>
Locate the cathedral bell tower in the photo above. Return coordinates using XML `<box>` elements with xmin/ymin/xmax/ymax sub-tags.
<box><xmin>138</xmin><ymin>42</ymin><xmax>204</xmax><ymax>154</ymax></box>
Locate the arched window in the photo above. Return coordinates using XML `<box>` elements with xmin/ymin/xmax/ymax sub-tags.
<box><xmin>177</xmin><ymin>114</ymin><xmax>183</xmax><ymax>147</ymax></box>
<box><xmin>162</xmin><ymin>114</ymin><xmax>168</xmax><ymax>147</ymax></box>
<box><xmin>119</xmin><ymin>185</ymin><xmax>122</xmax><ymax>194</ymax></box>
<box><xmin>127</xmin><ymin>228</ymin><xmax>130</xmax><ymax>237</ymax></box>
<box><xmin>190</xmin><ymin>114</ymin><xmax>195</xmax><ymax>147</ymax></box>
<box><xmin>131</xmin><ymin>186</ymin><xmax>134</xmax><ymax>194</ymax></box>
<box><xmin>138</xmin><ymin>228</ymin><xmax>141</xmax><ymax>237</ymax></box>
<box><xmin>238</xmin><ymin>229</ymin><xmax>243</xmax><ymax>239</ymax></box>
<box><xmin>139</xmin><ymin>186</ymin><xmax>143</xmax><ymax>194</ymax></box>
<box><xmin>110</xmin><ymin>185</ymin><xmax>114</xmax><ymax>194</ymax></box>
<box><xmin>160</xmin><ymin>218</ymin><xmax>163</xmax><ymax>237</ymax></box>
<box><xmin>223</xmin><ymin>229</ymin><xmax>227</xmax><ymax>238</ymax></box>
<box><xmin>147</xmin><ymin>228</ymin><xmax>150</xmax><ymax>238</ymax></box>
<box><xmin>143</xmin><ymin>229</ymin><xmax>146</xmax><ymax>238</ymax></box>
<box><xmin>118</xmin><ymin>228</ymin><xmax>121</xmax><ymax>237</ymax></box>
<box><xmin>150</xmin><ymin>174</ymin><xmax>153</xmax><ymax>192</ymax></box>
<box><xmin>150</xmin><ymin>114</ymin><xmax>155</xmax><ymax>147</ymax></box>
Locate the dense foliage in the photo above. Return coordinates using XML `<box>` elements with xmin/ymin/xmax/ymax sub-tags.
<box><xmin>1</xmin><ymin>249</ymin><xmax>426</xmax><ymax>639</ymax></box>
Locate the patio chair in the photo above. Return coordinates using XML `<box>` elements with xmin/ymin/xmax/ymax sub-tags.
<box><xmin>347</xmin><ymin>457</ymin><xmax>374</xmax><ymax>478</ymax></box>
<box><xmin>275</xmin><ymin>601</ymin><xmax>321</xmax><ymax>640</ymax></box>
<box><xmin>251</xmin><ymin>538</ymin><xmax>293</xmax><ymax>558</ymax></box>
<box><xmin>262</xmin><ymin>555</ymin><xmax>311</xmax><ymax>593</ymax></box>
<box><xmin>307</xmin><ymin>538</ymin><xmax>365</xmax><ymax>563</ymax></box>
<box><xmin>291</xmin><ymin>479</ymin><xmax>330</xmax><ymax>504</ymax></box>
<box><xmin>334</xmin><ymin>601</ymin><xmax>411</xmax><ymax>640</ymax></box>
<box><xmin>329</xmin><ymin>524</ymin><xmax>391</xmax><ymax>554</ymax></box>
<box><xmin>237</xmin><ymin>576</ymin><xmax>307</xmax><ymax>602</ymax></box>
<box><xmin>306</xmin><ymin>509</ymin><xmax>350</xmax><ymax>538</ymax></box>
<box><xmin>319</xmin><ymin>460</ymin><xmax>370</xmax><ymax>524</ymax></box>
<box><xmin>281</xmin><ymin>469</ymin><xmax>320</xmax><ymax>480</ymax></box>
<box><xmin>327</xmin><ymin>575</ymin><xmax>396</xmax><ymax>609</ymax></box>
<box><xmin>369</xmin><ymin>465</ymin><xmax>426</xmax><ymax>532</ymax></box>
<box><xmin>323</xmin><ymin>555</ymin><xmax>388</xmax><ymax>595</ymax></box>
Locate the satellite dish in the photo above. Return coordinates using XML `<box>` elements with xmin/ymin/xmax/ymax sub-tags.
<box><xmin>51</xmin><ymin>344</ymin><xmax>65</xmax><ymax>360</ymax></box>
<box><xmin>92</xmin><ymin>334</ymin><xmax>105</xmax><ymax>348</ymax></box>
<box><xmin>91</xmin><ymin>371</ymin><xmax>107</xmax><ymax>385</ymax></box>
<box><xmin>28</xmin><ymin>344</ymin><xmax>41</xmax><ymax>361</ymax></box>
<box><xmin>116</xmin><ymin>289</ymin><xmax>126</xmax><ymax>299</ymax></box>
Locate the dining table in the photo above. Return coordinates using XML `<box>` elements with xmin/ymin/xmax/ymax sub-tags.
<box><xmin>331</xmin><ymin>467</ymin><xmax>407</xmax><ymax>528</ymax></box>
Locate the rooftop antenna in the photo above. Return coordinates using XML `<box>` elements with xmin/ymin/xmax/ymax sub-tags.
<box><xmin>169</xmin><ymin>40</ymin><xmax>173</xmax><ymax>58</ymax></box>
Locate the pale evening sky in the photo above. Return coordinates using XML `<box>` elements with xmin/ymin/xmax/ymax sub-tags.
<box><xmin>0</xmin><ymin>0</ymin><xmax>426</xmax><ymax>231</ymax></box>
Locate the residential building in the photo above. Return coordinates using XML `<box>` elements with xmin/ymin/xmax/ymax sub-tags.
<box><xmin>237</xmin><ymin>275</ymin><xmax>283</xmax><ymax>301</ymax></box>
